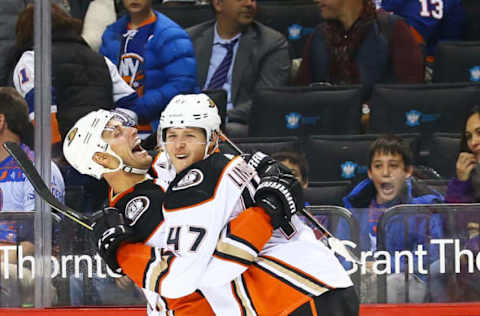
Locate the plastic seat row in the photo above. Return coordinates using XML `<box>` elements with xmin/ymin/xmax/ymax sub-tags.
<box><xmin>248</xmin><ymin>83</ymin><xmax>480</xmax><ymax>140</ymax></box>
<box><xmin>219</xmin><ymin>133</ymin><xmax>461</xmax><ymax>182</ymax></box>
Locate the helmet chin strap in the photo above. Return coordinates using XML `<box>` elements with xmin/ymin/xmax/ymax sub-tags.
<box><xmin>103</xmin><ymin>146</ymin><xmax>149</xmax><ymax>176</ymax></box>
<box><xmin>203</xmin><ymin>132</ymin><xmax>219</xmax><ymax>159</ymax></box>
<box><xmin>122</xmin><ymin>165</ymin><xmax>149</xmax><ymax>175</ymax></box>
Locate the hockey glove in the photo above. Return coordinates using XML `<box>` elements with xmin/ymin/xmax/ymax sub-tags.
<box><xmin>254</xmin><ymin>170</ymin><xmax>304</xmax><ymax>236</ymax></box>
<box><xmin>90</xmin><ymin>207</ymin><xmax>137</xmax><ymax>274</ymax></box>
<box><xmin>243</xmin><ymin>152</ymin><xmax>278</xmax><ymax>177</ymax></box>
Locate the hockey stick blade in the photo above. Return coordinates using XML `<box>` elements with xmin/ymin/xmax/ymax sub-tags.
<box><xmin>219</xmin><ymin>132</ymin><xmax>360</xmax><ymax>263</ymax></box>
<box><xmin>3</xmin><ymin>142</ymin><xmax>93</xmax><ymax>230</ymax></box>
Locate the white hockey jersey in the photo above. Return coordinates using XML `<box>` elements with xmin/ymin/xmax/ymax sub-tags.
<box><xmin>117</xmin><ymin>153</ymin><xmax>353</xmax><ymax>315</ymax></box>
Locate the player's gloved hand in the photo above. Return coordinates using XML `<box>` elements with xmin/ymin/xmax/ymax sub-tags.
<box><xmin>243</xmin><ymin>152</ymin><xmax>278</xmax><ymax>177</ymax></box>
<box><xmin>254</xmin><ymin>167</ymin><xmax>304</xmax><ymax>236</ymax></box>
<box><xmin>90</xmin><ymin>207</ymin><xmax>137</xmax><ymax>274</ymax></box>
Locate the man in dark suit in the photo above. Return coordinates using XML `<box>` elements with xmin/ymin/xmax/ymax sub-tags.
<box><xmin>187</xmin><ymin>0</ymin><xmax>290</xmax><ymax>137</ymax></box>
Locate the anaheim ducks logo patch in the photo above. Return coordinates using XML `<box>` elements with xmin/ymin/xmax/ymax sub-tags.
<box><xmin>207</xmin><ymin>97</ymin><xmax>216</xmax><ymax>108</ymax></box>
<box><xmin>66</xmin><ymin>127</ymin><xmax>78</xmax><ymax>146</ymax></box>
<box><xmin>172</xmin><ymin>169</ymin><xmax>204</xmax><ymax>191</ymax></box>
<box><xmin>125</xmin><ymin>196</ymin><xmax>150</xmax><ymax>225</ymax></box>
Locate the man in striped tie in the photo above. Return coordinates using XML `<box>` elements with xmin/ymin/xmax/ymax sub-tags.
<box><xmin>187</xmin><ymin>0</ymin><xmax>291</xmax><ymax>137</ymax></box>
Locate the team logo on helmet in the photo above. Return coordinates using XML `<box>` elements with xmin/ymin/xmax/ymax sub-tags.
<box><xmin>66</xmin><ymin>127</ymin><xmax>78</xmax><ymax>146</ymax></box>
<box><xmin>207</xmin><ymin>97</ymin><xmax>216</xmax><ymax>108</ymax></box>
<box><xmin>172</xmin><ymin>169</ymin><xmax>204</xmax><ymax>191</ymax></box>
<box><xmin>125</xmin><ymin>196</ymin><xmax>150</xmax><ymax>225</ymax></box>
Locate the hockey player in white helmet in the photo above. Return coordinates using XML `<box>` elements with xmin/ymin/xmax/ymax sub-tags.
<box><xmin>63</xmin><ymin>99</ymin><xmax>310</xmax><ymax>315</ymax></box>
<box><xmin>63</xmin><ymin>109</ymin><xmax>150</xmax><ymax>182</ymax></box>
<box><xmin>86</xmin><ymin>93</ymin><xmax>359</xmax><ymax>315</ymax></box>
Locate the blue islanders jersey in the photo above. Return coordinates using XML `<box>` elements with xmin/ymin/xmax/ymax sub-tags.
<box><xmin>118</xmin><ymin>15</ymin><xmax>156</xmax><ymax>97</ymax></box>
<box><xmin>380</xmin><ymin>0</ymin><xmax>466</xmax><ymax>56</ymax></box>
<box><xmin>0</xmin><ymin>144</ymin><xmax>65</xmax><ymax>243</ymax></box>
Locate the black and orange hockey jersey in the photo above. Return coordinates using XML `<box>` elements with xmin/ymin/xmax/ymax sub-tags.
<box><xmin>115</xmin><ymin>153</ymin><xmax>353</xmax><ymax>315</ymax></box>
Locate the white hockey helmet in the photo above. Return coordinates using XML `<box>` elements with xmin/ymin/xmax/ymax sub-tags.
<box><xmin>63</xmin><ymin>109</ymin><xmax>147</xmax><ymax>179</ymax></box>
<box><xmin>158</xmin><ymin>93</ymin><xmax>221</xmax><ymax>158</ymax></box>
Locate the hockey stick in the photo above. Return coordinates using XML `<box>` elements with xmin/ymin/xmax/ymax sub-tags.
<box><xmin>3</xmin><ymin>142</ymin><xmax>93</xmax><ymax>231</ymax></box>
<box><xmin>218</xmin><ymin>132</ymin><xmax>361</xmax><ymax>264</ymax></box>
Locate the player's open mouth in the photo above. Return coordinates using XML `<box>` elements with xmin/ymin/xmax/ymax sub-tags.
<box><xmin>132</xmin><ymin>139</ymin><xmax>146</xmax><ymax>155</ymax></box>
<box><xmin>132</xmin><ymin>144</ymin><xmax>144</xmax><ymax>153</ymax></box>
<box><xmin>175</xmin><ymin>154</ymin><xmax>188</xmax><ymax>159</ymax></box>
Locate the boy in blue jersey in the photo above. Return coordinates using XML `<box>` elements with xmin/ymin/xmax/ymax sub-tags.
<box><xmin>337</xmin><ymin>134</ymin><xmax>444</xmax><ymax>303</ymax></box>
<box><xmin>100</xmin><ymin>0</ymin><xmax>199</xmax><ymax>134</ymax></box>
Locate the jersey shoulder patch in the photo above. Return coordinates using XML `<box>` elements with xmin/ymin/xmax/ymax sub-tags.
<box><xmin>111</xmin><ymin>180</ymin><xmax>164</xmax><ymax>241</ymax></box>
<box><xmin>125</xmin><ymin>195</ymin><xmax>150</xmax><ymax>225</ymax></box>
<box><xmin>163</xmin><ymin>153</ymin><xmax>231</xmax><ymax>210</ymax></box>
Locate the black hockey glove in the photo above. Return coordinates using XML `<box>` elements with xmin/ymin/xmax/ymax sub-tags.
<box><xmin>90</xmin><ymin>207</ymin><xmax>137</xmax><ymax>274</ymax></box>
<box><xmin>254</xmin><ymin>168</ymin><xmax>304</xmax><ymax>237</ymax></box>
<box><xmin>243</xmin><ymin>151</ymin><xmax>278</xmax><ymax>177</ymax></box>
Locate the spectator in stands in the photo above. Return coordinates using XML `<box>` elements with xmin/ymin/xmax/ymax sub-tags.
<box><xmin>337</xmin><ymin>134</ymin><xmax>444</xmax><ymax>303</ymax></box>
<box><xmin>443</xmin><ymin>106</ymin><xmax>480</xmax><ymax>301</ymax></box>
<box><xmin>446</xmin><ymin>106</ymin><xmax>480</xmax><ymax>203</ymax></box>
<box><xmin>13</xmin><ymin>2</ymin><xmax>137</xmax><ymax>148</ymax></box>
<box><xmin>272</xmin><ymin>151</ymin><xmax>309</xmax><ymax>189</ymax></box>
<box><xmin>100</xmin><ymin>0</ymin><xmax>199</xmax><ymax>134</ymax></box>
<box><xmin>187</xmin><ymin>0</ymin><xmax>290</xmax><ymax>137</ymax></box>
<box><xmin>295</xmin><ymin>0</ymin><xmax>425</xmax><ymax>88</ymax></box>
<box><xmin>271</xmin><ymin>151</ymin><xmax>333</xmax><ymax>234</ymax></box>
<box><xmin>0</xmin><ymin>0</ymin><xmax>70</xmax><ymax>86</ymax></box>
<box><xmin>0</xmin><ymin>87</ymin><xmax>65</xmax><ymax>307</ymax></box>
<box><xmin>380</xmin><ymin>0</ymin><xmax>466</xmax><ymax>64</ymax></box>
<box><xmin>82</xmin><ymin>0</ymin><xmax>117</xmax><ymax>51</ymax></box>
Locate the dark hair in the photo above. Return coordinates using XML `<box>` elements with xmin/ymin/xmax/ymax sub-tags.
<box><xmin>368</xmin><ymin>134</ymin><xmax>413</xmax><ymax>170</ymax></box>
<box><xmin>271</xmin><ymin>151</ymin><xmax>309</xmax><ymax>184</ymax></box>
<box><xmin>459</xmin><ymin>105</ymin><xmax>480</xmax><ymax>153</ymax></box>
<box><xmin>16</xmin><ymin>3</ymin><xmax>82</xmax><ymax>52</ymax></box>
<box><xmin>0</xmin><ymin>87</ymin><xmax>31</xmax><ymax>140</ymax></box>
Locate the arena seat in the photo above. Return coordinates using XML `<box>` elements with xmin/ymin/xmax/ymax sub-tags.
<box><xmin>304</xmin><ymin>134</ymin><xmax>420</xmax><ymax>182</ymax></box>
<box><xmin>432</xmin><ymin>41</ymin><xmax>480</xmax><ymax>83</ymax></box>
<box><xmin>463</xmin><ymin>0</ymin><xmax>480</xmax><ymax>41</ymax></box>
<box><xmin>255</xmin><ymin>1</ymin><xmax>322</xmax><ymax>59</ymax></box>
<box><xmin>304</xmin><ymin>181</ymin><xmax>352</xmax><ymax>206</ymax></box>
<box><xmin>368</xmin><ymin>83</ymin><xmax>480</xmax><ymax>143</ymax></box>
<box><xmin>249</xmin><ymin>85</ymin><xmax>363</xmax><ymax>138</ymax></box>
<box><xmin>424</xmin><ymin>133</ymin><xmax>461</xmax><ymax>179</ymax></box>
<box><xmin>203</xmin><ymin>89</ymin><xmax>227</xmax><ymax>130</ymax></box>
<box><xmin>219</xmin><ymin>136</ymin><xmax>301</xmax><ymax>155</ymax></box>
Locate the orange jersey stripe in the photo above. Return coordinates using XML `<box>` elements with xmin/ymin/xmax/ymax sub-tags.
<box><xmin>164</xmin><ymin>291</ymin><xmax>215</xmax><ymax>316</ymax></box>
<box><xmin>109</xmin><ymin>186</ymin><xmax>135</xmax><ymax>206</ymax></box>
<box><xmin>228</xmin><ymin>206</ymin><xmax>272</xmax><ymax>252</ymax></box>
<box><xmin>241</xmin><ymin>264</ymin><xmax>312</xmax><ymax>316</ymax></box>
<box><xmin>32</xmin><ymin>113</ymin><xmax>61</xmax><ymax>144</ymax></box>
<box><xmin>117</xmin><ymin>243</ymin><xmax>153</xmax><ymax>287</ymax></box>
<box><xmin>127</xmin><ymin>14</ymin><xmax>157</xmax><ymax>30</ymax></box>
<box><xmin>309</xmin><ymin>298</ymin><xmax>318</xmax><ymax>316</ymax></box>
